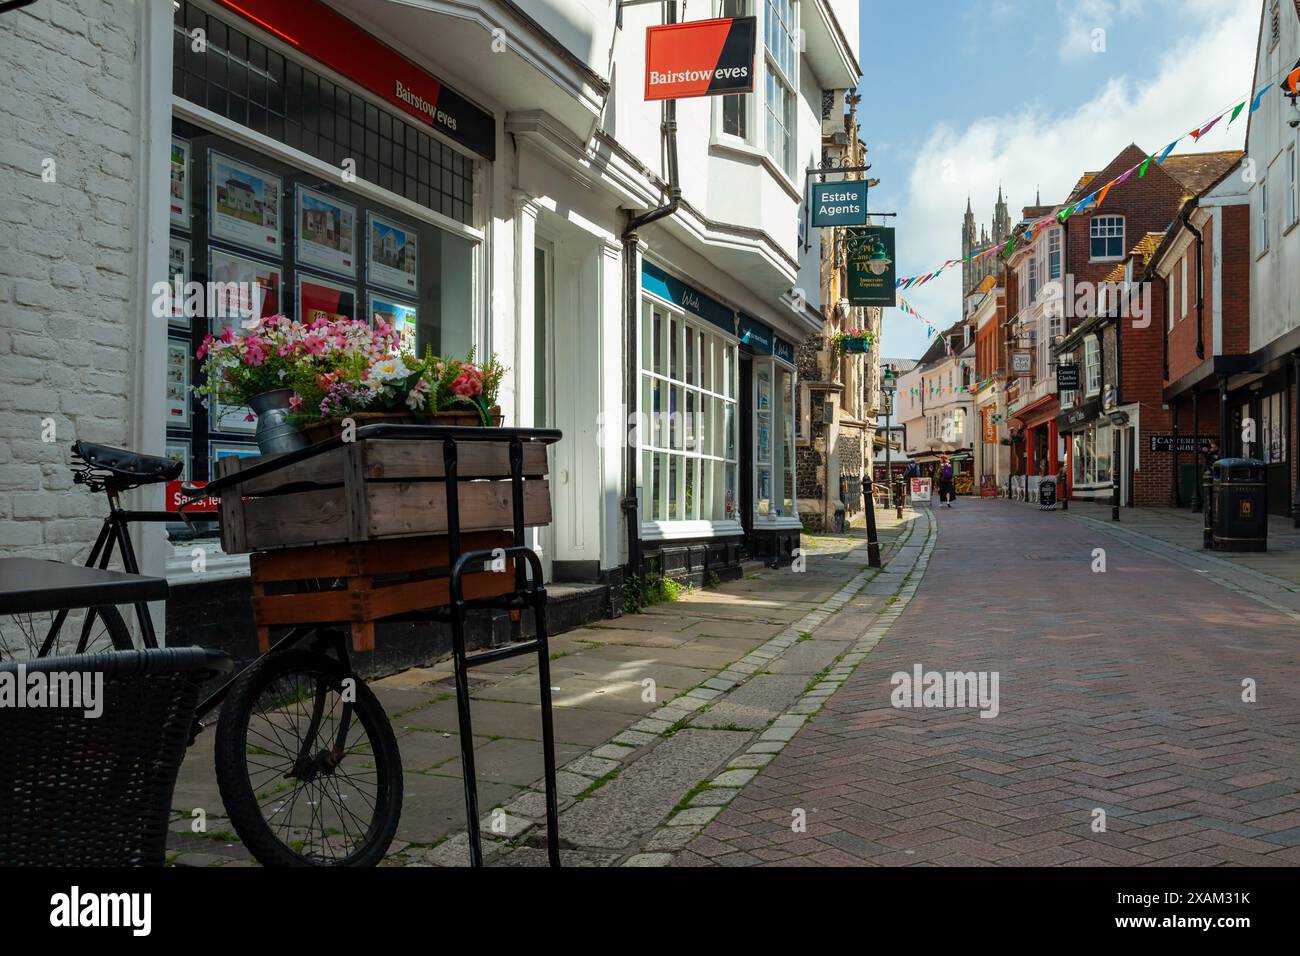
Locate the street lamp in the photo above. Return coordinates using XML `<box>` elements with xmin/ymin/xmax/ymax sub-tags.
<box><xmin>881</xmin><ymin>366</ymin><xmax>899</xmax><ymax>517</ymax></box>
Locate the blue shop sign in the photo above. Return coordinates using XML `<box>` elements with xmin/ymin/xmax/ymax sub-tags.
<box><xmin>737</xmin><ymin>313</ymin><xmax>773</xmax><ymax>354</ymax></box>
<box><xmin>641</xmin><ymin>261</ymin><xmax>736</xmax><ymax>335</ymax></box>
<box><xmin>810</xmin><ymin>181</ymin><xmax>868</xmax><ymax>227</ymax></box>
<box><xmin>773</xmin><ymin>335</ymin><xmax>795</xmax><ymax>365</ymax></box>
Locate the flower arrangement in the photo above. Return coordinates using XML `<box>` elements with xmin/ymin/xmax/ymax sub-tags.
<box><xmin>830</xmin><ymin>327</ymin><xmax>875</xmax><ymax>353</ymax></box>
<box><xmin>195</xmin><ymin>314</ymin><xmax>506</xmax><ymax>429</ymax></box>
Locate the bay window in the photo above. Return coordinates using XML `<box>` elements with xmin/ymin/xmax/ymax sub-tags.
<box><xmin>640</xmin><ymin>298</ymin><xmax>739</xmax><ymax>526</ymax></box>
<box><xmin>763</xmin><ymin>0</ymin><xmax>798</xmax><ymax>176</ymax></box>
<box><xmin>719</xmin><ymin>0</ymin><xmax>750</xmax><ymax>140</ymax></box>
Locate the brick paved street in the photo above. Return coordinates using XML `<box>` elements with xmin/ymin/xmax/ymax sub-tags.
<box><xmin>675</xmin><ymin>500</ymin><xmax>1300</xmax><ymax>867</ymax></box>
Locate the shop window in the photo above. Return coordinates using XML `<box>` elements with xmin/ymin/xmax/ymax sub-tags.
<box><xmin>1261</xmin><ymin>391</ymin><xmax>1287</xmax><ymax>464</ymax></box>
<box><xmin>640</xmin><ymin>300</ymin><xmax>738</xmax><ymax>524</ymax></box>
<box><xmin>753</xmin><ymin>358</ymin><xmax>798</xmax><ymax>519</ymax></box>
<box><xmin>165</xmin><ymin>114</ymin><xmax>476</xmax><ymax>545</ymax></box>
<box><xmin>173</xmin><ymin>0</ymin><xmax>474</xmax><ymax>227</ymax></box>
<box><xmin>1090</xmin><ymin>216</ymin><xmax>1124</xmax><ymax>260</ymax></box>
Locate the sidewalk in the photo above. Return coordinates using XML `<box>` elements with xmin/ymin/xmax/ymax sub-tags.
<box><xmin>1058</xmin><ymin>501</ymin><xmax>1300</xmax><ymax>625</ymax></box>
<box><xmin>166</xmin><ymin>506</ymin><xmax>924</xmax><ymax>866</ymax></box>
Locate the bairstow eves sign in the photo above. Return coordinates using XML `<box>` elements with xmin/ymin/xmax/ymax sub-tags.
<box><xmin>644</xmin><ymin>18</ymin><xmax>757</xmax><ymax>101</ymax></box>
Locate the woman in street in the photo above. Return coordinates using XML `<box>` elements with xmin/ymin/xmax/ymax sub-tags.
<box><xmin>937</xmin><ymin>455</ymin><xmax>956</xmax><ymax>507</ymax></box>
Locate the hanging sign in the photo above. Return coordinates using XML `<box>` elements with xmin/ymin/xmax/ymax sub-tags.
<box><xmin>811</xmin><ymin>181</ymin><xmax>868</xmax><ymax>227</ymax></box>
<box><xmin>845</xmin><ymin>226</ymin><xmax>896</xmax><ymax>307</ymax></box>
<box><xmin>1056</xmin><ymin>364</ymin><xmax>1080</xmax><ymax>391</ymax></box>
<box><xmin>1011</xmin><ymin>350</ymin><xmax>1034</xmax><ymax>377</ymax></box>
<box><xmin>644</xmin><ymin>17</ymin><xmax>757</xmax><ymax>101</ymax></box>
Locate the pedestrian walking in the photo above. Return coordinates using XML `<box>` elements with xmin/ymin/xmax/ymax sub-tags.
<box><xmin>937</xmin><ymin>456</ymin><xmax>956</xmax><ymax>507</ymax></box>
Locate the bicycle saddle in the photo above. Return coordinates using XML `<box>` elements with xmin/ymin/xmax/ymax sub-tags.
<box><xmin>72</xmin><ymin>440</ymin><xmax>183</xmax><ymax>485</ymax></box>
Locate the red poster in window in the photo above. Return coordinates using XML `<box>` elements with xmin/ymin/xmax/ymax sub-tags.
<box><xmin>644</xmin><ymin>17</ymin><xmax>756</xmax><ymax>101</ymax></box>
<box><xmin>297</xmin><ymin>276</ymin><xmax>357</xmax><ymax>325</ymax></box>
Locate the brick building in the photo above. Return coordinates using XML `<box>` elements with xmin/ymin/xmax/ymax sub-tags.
<box><xmin>1047</xmin><ymin>145</ymin><xmax>1243</xmax><ymax>506</ymax></box>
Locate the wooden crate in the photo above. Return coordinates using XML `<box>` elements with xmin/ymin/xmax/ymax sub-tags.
<box><xmin>249</xmin><ymin>532</ymin><xmax>517</xmax><ymax>652</ymax></box>
<box><xmin>216</xmin><ymin>438</ymin><xmax>551</xmax><ymax>554</ymax></box>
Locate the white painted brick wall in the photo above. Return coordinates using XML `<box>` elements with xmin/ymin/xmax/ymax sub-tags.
<box><xmin>0</xmin><ymin>1</ymin><xmax>143</xmax><ymax>562</ymax></box>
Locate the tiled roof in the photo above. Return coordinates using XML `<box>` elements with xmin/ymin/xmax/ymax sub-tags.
<box><xmin>1162</xmin><ymin>150</ymin><xmax>1244</xmax><ymax>196</ymax></box>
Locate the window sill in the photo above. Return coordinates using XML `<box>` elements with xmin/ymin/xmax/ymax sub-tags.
<box><xmin>1283</xmin><ymin>219</ymin><xmax>1299</xmax><ymax>238</ymax></box>
<box><xmin>708</xmin><ymin>138</ymin><xmax>802</xmax><ymax>202</ymax></box>
<box><xmin>641</xmin><ymin>519</ymin><xmax>744</xmax><ymax>541</ymax></box>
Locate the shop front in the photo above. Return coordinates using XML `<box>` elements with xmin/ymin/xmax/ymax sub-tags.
<box><xmin>1059</xmin><ymin>399</ymin><xmax>1106</xmax><ymax>501</ymax></box>
<box><xmin>159</xmin><ymin>0</ymin><xmax>499</xmax><ymax>662</ymax></box>
<box><xmin>1225</xmin><ymin>369</ymin><xmax>1292</xmax><ymax>517</ymax></box>
<box><xmin>635</xmin><ymin>263</ymin><xmax>800</xmax><ymax>578</ymax></box>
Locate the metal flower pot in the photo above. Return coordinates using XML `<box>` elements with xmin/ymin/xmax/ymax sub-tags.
<box><xmin>248</xmin><ymin>389</ymin><xmax>310</xmax><ymax>455</ymax></box>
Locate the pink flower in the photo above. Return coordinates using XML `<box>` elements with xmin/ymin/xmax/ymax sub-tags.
<box><xmin>450</xmin><ymin>369</ymin><xmax>482</xmax><ymax>398</ymax></box>
<box><xmin>289</xmin><ymin>394</ymin><xmax>303</xmax><ymax>409</ymax></box>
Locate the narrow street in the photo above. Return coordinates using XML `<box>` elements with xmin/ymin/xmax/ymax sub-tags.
<box><xmin>675</xmin><ymin>500</ymin><xmax>1300</xmax><ymax>867</ymax></box>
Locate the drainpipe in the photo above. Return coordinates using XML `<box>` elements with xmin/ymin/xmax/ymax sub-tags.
<box><xmin>1183</xmin><ymin>203</ymin><xmax>1206</xmax><ymax>361</ymax></box>
<box><xmin>620</xmin><ymin>0</ymin><xmax>682</xmax><ymax>586</ymax></box>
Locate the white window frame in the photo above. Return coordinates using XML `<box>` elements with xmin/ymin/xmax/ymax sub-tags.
<box><xmin>762</xmin><ymin>0</ymin><xmax>799</xmax><ymax>178</ymax></box>
<box><xmin>1180</xmin><ymin>254</ymin><xmax>1188</xmax><ymax>321</ymax></box>
<box><xmin>1084</xmin><ymin>335</ymin><xmax>1102</xmax><ymax>396</ymax></box>
<box><xmin>638</xmin><ymin>290</ymin><xmax>742</xmax><ymax>540</ymax></box>
<box><xmin>1258</xmin><ymin>170</ymin><xmax>1270</xmax><ymax>254</ymax></box>
<box><xmin>1090</xmin><ymin>215</ymin><xmax>1125</xmax><ymax>261</ymax></box>
<box><xmin>1048</xmin><ymin>227</ymin><xmax>1062</xmax><ymax>280</ymax></box>
<box><xmin>713</xmin><ymin>0</ymin><xmax>757</xmax><ymax>147</ymax></box>
<box><xmin>1287</xmin><ymin>143</ymin><xmax>1298</xmax><ymax>231</ymax></box>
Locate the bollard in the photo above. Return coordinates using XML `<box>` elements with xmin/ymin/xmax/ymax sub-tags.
<box><xmin>864</xmin><ymin>477</ymin><xmax>881</xmax><ymax>568</ymax></box>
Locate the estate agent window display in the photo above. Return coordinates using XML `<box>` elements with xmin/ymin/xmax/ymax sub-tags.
<box><xmin>164</xmin><ymin>2</ymin><xmax>483</xmax><ymax>550</ymax></box>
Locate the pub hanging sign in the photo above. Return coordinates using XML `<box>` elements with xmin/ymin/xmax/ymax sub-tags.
<box><xmin>845</xmin><ymin>226</ymin><xmax>897</xmax><ymax>308</ymax></box>
<box><xmin>644</xmin><ymin>17</ymin><xmax>757</xmax><ymax>101</ymax></box>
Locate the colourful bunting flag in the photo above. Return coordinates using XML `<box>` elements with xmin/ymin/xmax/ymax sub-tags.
<box><xmin>1228</xmin><ymin>101</ymin><xmax>1246</xmax><ymax>125</ymax></box>
<box><xmin>1156</xmin><ymin>139</ymin><xmax>1180</xmax><ymax>164</ymax></box>
<box><xmin>1251</xmin><ymin>84</ymin><xmax>1273</xmax><ymax>112</ymax></box>
<box><xmin>1192</xmin><ymin>117</ymin><xmax>1221</xmax><ymax>141</ymax></box>
<box><xmin>1289</xmin><ymin>67</ymin><xmax>1300</xmax><ymax>95</ymax></box>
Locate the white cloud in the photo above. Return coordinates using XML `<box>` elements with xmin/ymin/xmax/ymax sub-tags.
<box><xmin>1059</xmin><ymin>0</ymin><xmax>1148</xmax><ymax>61</ymax></box>
<box><xmin>882</xmin><ymin>0</ymin><xmax>1257</xmax><ymax>360</ymax></box>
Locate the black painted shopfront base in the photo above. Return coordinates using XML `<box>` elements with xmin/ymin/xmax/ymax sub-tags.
<box><xmin>166</xmin><ymin>575</ymin><xmax>612</xmax><ymax>679</ymax></box>
<box><xmin>640</xmin><ymin>535</ymin><xmax>746</xmax><ymax>585</ymax></box>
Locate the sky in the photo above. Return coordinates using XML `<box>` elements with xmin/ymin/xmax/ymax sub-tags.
<box><xmin>855</xmin><ymin>0</ymin><xmax>1262</xmax><ymax>360</ymax></box>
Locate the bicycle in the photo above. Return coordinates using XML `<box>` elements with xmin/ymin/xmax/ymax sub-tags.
<box><xmin>2</xmin><ymin>432</ymin><xmax>559</xmax><ymax>867</ymax></box>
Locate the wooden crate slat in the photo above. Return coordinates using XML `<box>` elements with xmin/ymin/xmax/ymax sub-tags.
<box><xmin>230</xmin><ymin>446</ymin><xmax>349</xmax><ymax>496</ymax></box>
<box><xmin>365</xmin><ymin>480</ymin><xmax>552</xmax><ymax>539</ymax></box>
<box><xmin>363</xmin><ymin>440</ymin><xmax>548</xmax><ymax>481</ymax></box>
<box><xmin>249</xmin><ymin>531</ymin><xmax>515</xmax><ymax>581</ymax></box>
<box><xmin>239</xmin><ymin>481</ymin><xmax>549</xmax><ymax>551</ymax></box>
<box><xmin>240</xmin><ymin>487</ymin><xmax>349</xmax><ymax>552</ymax></box>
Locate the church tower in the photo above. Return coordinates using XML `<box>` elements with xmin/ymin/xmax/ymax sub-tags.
<box><xmin>961</xmin><ymin>197</ymin><xmax>976</xmax><ymax>300</ymax></box>
<box><xmin>993</xmin><ymin>186</ymin><xmax>1010</xmax><ymax>244</ymax></box>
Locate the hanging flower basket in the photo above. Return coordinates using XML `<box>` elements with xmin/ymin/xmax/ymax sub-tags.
<box><xmin>831</xmin><ymin>328</ymin><xmax>874</xmax><ymax>354</ymax></box>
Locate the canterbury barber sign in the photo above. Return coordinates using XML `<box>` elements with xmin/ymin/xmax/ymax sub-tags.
<box><xmin>644</xmin><ymin>18</ymin><xmax>757</xmax><ymax>101</ymax></box>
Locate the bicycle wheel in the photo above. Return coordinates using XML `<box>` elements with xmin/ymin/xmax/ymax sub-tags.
<box><xmin>214</xmin><ymin>648</ymin><xmax>402</xmax><ymax>866</ymax></box>
<box><xmin>0</xmin><ymin>604</ymin><xmax>134</xmax><ymax>660</ymax></box>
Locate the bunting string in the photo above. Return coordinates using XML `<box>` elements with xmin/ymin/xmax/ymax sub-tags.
<box><xmin>894</xmin><ymin>63</ymin><xmax>1300</xmax><ymax>290</ymax></box>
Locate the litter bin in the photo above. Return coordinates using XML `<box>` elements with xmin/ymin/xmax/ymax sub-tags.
<box><xmin>1210</xmin><ymin>458</ymin><xmax>1267</xmax><ymax>552</ymax></box>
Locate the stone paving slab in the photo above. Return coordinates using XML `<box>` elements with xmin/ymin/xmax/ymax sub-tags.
<box><xmin>165</xmin><ymin>510</ymin><xmax>922</xmax><ymax>865</ymax></box>
<box><xmin>689</xmin><ymin>674</ymin><xmax>810</xmax><ymax>730</ymax></box>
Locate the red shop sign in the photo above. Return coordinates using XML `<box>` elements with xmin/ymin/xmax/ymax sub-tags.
<box><xmin>644</xmin><ymin>17</ymin><xmax>757</xmax><ymax>101</ymax></box>
<box><xmin>215</xmin><ymin>0</ymin><xmax>495</xmax><ymax>160</ymax></box>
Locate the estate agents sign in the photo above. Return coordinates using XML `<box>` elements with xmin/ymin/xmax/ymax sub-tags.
<box><xmin>811</xmin><ymin>181</ymin><xmax>868</xmax><ymax>227</ymax></box>
<box><xmin>644</xmin><ymin>18</ymin><xmax>757</xmax><ymax>101</ymax></box>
